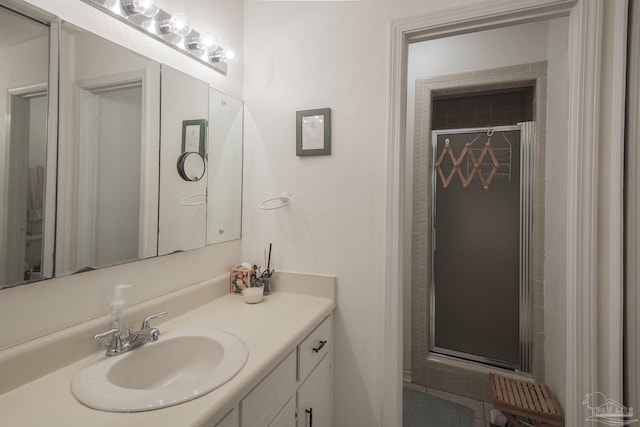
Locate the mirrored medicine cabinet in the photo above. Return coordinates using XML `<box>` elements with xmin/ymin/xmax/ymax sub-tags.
<box><xmin>0</xmin><ymin>0</ymin><xmax>244</xmax><ymax>290</ymax></box>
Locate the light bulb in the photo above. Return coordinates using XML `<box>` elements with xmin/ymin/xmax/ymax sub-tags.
<box><xmin>209</xmin><ymin>46</ymin><xmax>237</xmax><ymax>64</ymax></box>
<box><xmin>165</xmin><ymin>13</ymin><xmax>192</xmax><ymax>38</ymax></box>
<box><xmin>223</xmin><ymin>47</ymin><xmax>236</xmax><ymax>61</ymax></box>
<box><xmin>187</xmin><ymin>32</ymin><xmax>218</xmax><ymax>51</ymax></box>
<box><xmin>121</xmin><ymin>0</ymin><xmax>159</xmax><ymax>18</ymax></box>
<box><xmin>197</xmin><ymin>33</ymin><xmax>218</xmax><ymax>51</ymax></box>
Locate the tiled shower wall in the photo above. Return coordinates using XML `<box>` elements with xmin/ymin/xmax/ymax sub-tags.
<box><xmin>410</xmin><ymin>62</ymin><xmax>548</xmax><ymax>402</ymax></box>
<box><xmin>432</xmin><ymin>86</ymin><xmax>534</xmax><ymax>130</ymax></box>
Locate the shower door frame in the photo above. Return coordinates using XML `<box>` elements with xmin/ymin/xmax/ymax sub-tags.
<box><xmin>429</xmin><ymin>123</ymin><xmax>534</xmax><ymax>372</ymax></box>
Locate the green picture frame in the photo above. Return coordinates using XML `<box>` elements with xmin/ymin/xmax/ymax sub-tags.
<box><xmin>296</xmin><ymin>108</ymin><xmax>331</xmax><ymax>156</ymax></box>
<box><xmin>181</xmin><ymin>119</ymin><xmax>207</xmax><ymax>157</ymax></box>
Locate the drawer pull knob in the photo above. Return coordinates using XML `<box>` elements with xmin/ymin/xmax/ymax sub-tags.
<box><xmin>305</xmin><ymin>408</ymin><xmax>313</xmax><ymax>426</ymax></box>
<box><xmin>312</xmin><ymin>340</ymin><xmax>327</xmax><ymax>353</ymax></box>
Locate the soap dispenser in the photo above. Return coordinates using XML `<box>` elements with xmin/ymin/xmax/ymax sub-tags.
<box><xmin>110</xmin><ymin>284</ymin><xmax>132</xmax><ymax>335</ymax></box>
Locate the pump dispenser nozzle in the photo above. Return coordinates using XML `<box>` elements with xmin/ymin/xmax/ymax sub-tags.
<box><xmin>110</xmin><ymin>284</ymin><xmax>132</xmax><ymax>335</ymax></box>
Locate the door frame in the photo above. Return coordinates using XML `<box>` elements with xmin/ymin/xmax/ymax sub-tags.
<box><xmin>75</xmin><ymin>72</ymin><xmax>144</xmax><ymax>269</ymax></box>
<box><xmin>383</xmin><ymin>0</ymin><xmax>627</xmax><ymax>425</ymax></box>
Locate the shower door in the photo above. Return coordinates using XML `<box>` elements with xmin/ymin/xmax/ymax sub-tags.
<box><xmin>430</xmin><ymin>124</ymin><xmax>534</xmax><ymax>371</ymax></box>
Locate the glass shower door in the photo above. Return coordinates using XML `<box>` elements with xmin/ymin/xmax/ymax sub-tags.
<box><xmin>430</xmin><ymin>125</ymin><xmax>532</xmax><ymax>370</ymax></box>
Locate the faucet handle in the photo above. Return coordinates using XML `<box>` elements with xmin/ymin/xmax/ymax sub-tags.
<box><xmin>94</xmin><ymin>328</ymin><xmax>123</xmax><ymax>351</ymax></box>
<box><xmin>94</xmin><ymin>328</ymin><xmax>120</xmax><ymax>340</ymax></box>
<box><xmin>141</xmin><ymin>311</ymin><xmax>167</xmax><ymax>330</ymax></box>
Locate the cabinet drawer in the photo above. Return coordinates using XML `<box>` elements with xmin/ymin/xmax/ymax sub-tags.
<box><xmin>241</xmin><ymin>350</ymin><xmax>297</xmax><ymax>427</ymax></box>
<box><xmin>298</xmin><ymin>315</ymin><xmax>332</xmax><ymax>382</ymax></box>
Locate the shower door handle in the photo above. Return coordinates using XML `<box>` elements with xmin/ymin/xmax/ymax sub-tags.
<box><xmin>305</xmin><ymin>408</ymin><xmax>313</xmax><ymax>426</ymax></box>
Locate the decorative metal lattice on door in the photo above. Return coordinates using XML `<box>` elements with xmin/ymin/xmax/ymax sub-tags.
<box><xmin>435</xmin><ymin>129</ymin><xmax>513</xmax><ymax>191</ymax></box>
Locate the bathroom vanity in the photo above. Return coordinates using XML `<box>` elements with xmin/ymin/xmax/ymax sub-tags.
<box><xmin>0</xmin><ymin>272</ymin><xmax>335</xmax><ymax>426</ymax></box>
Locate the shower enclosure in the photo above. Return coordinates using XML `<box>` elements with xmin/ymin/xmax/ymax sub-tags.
<box><xmin>430</xmin><ymin>123</ymin><xmax>534</xmax><ymax>372</ymax></box>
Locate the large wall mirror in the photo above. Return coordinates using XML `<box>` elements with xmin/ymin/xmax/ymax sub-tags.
<box><xmin>0</xmin><ymin>0</ymin><xmax>244</xmax><ymax>289</ymax></box>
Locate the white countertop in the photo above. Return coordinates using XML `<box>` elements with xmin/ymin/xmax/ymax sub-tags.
<box><xmin>0</xmin><ymin>291</ymin><xmax>335</xmax><ymax>426</ymax></box>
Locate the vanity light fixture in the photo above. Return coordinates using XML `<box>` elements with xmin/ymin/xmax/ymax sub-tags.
<box><xmin>82</xmin><ymin>0</ymin><xmax>234</xmax><ymax>75</ymax></box>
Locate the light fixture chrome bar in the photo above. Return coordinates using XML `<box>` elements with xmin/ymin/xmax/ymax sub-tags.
<box><xmin>81</xmin><ymin>0</ymin><xmax>229</xmax><ymax>75</ymax></box>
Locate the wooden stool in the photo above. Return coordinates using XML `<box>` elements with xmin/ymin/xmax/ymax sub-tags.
<box><xmin>489</xmin><ymin>373</ymin><xmax>564</xmax><ymax>427</ymax></box>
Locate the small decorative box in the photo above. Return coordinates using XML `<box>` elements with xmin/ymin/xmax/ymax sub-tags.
<box><xmin>230</xmin><ymin>266</ymin><xmax>254</xmax><ymax>294</ymax></box>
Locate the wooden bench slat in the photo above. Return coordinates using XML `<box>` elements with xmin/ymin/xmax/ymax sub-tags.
<box><xmin>517</xmin><ymin>380</ymin><xmax>534</xmax><ymax>412</ymax></box>
<box><xmin>527</xmin><ymin>382</ymin><xmax>539</xmax><ymax>412</ymax></box>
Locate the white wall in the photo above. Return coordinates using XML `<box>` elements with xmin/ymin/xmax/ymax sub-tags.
<box><xmin>242</xmin><ymin>1</ymin><xmax>389</xmax><ymax>424</ymax></box>
<box><xmin>0</xmin><ymin>0</ymin><xmax>244</xmax><ymax>351</ymax></box>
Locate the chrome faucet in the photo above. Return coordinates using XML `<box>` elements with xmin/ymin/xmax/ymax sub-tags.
<box><xmin>94</xmin><ymin>311</ymin><xmax>167</xmax><ymax>357</ymax></box>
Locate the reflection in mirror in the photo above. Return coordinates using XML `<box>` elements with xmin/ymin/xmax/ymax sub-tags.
<box><xmin>158</xmin><ymin>65</ymin><xmax>208</xmax><ymax>255</ymax></box>
<box><xmin>0</xmin><ymin>5</ymin><xmax>52</xmax><ymax>289</ymax></box>
<box><xmin>207</xmin><ymin>88</ymin><xmax>243</xmax><ymax>244</ymax></box>
<box><xmin>55</xmin><ymin>23</ymin><xmax>160</xmax><ymax>276</ymax></box>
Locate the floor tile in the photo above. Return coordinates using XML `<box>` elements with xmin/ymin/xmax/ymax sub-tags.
<box><xmin>427</xmin><ymin>388</ymin><xmax>485</xmax><ymax>420</ymax></box>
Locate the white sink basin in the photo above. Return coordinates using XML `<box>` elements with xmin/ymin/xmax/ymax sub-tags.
<box><xmin>71</xmin><ymin>328</ymin><xmax>248</xmax><ymax>412</ymax></box>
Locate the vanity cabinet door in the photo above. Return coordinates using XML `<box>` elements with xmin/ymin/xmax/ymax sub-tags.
<box><xmin>241</xmin><ymin>350</ymin><xmax>297</xmax><ymax>426</ymax></box>
<box><xmin>214</xmin><ymin>407</ymin><xmax>239</xmax><ymax>427</ymax></box>
<box><xmin>297</xmin><ymin>354</ymin><xmax>332</xmax><ymax>427</ymax></box>
<box><xmin>268</xmin><ymin>396</ymin><xmax>296</xmax><ymax>427</ymax></box>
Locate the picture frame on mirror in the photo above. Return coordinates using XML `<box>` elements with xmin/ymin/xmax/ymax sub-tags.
<box><xmin>182</xmin><ymin>119</ymin><xmax>207</xmax><ymax>157</ymax></box>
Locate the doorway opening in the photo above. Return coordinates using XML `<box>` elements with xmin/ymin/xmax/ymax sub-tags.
<box><xmin>407</xmin><ymin>57</ymin><xmax>554</xmax><ymax>409</ymax></box>
<box><xmin>3</xmin><ymin>85</ymin><xmax>48</xmax><ymax>287</ymax></box>
<box><xmin>75</xmin><ymin>81</ymin><xmax>143</xmax><ymax>270</ymax></box>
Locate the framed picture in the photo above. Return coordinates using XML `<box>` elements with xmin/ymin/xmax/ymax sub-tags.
<box><xmin>181</xmin><ymin>119</ymin><xmax>207</xmax><ymax>157</ymax></box>
<box><xmin>296</xmin><ymin>108</ymin><xmax>331</xmax><ymax>156</ymax></box>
